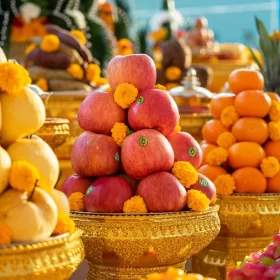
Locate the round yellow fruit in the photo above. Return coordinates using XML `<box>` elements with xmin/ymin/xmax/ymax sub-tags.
<box><xmin>0</xmin><ymin>146</ymin><xmax>11</xmax><ymax>194</ymax></box>
<box><xmin>50</xmin><ymin>189</ymin><xmax>70</xmax><ymax>215</ymax></box>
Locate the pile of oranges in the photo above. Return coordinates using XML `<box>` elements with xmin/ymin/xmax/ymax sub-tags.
<box><xmin>199</xmin><ymin>68</ymin><xmax>280</xmax><ymax>194</ymax></box>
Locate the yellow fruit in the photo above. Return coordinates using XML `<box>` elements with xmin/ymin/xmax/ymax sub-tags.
<box><xmin>0</xmin><ymin>188</ymin><xmax>57</xmax><ymax>242</ymax></box>
<box><xmin>0</xmin><ymin>87</ymin><xmax>45</xmax><ymax>146</ymax></box>
<box><xmin>7</xmin><ymin>136</ymin><xmax>59</xmax><ymax>193</ymax></box>
<box><xmin>0</xmin><ymin>146</ymin><xmax>11</xmax><ymax>194</ymax></box>
<box><xmin>50</xmin><ymin>189</ymin><xmax>70</xmax><ymax>215</ymax></box>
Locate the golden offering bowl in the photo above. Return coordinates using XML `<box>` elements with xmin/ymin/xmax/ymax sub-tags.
<box><xmin>35</xmin><ymin>117</ymin><xmax>70</xmax><ymax>150</ymax></box>
<box><xmin>71</xmin><ymin>207</ymin><xmax>220</xmax><ymax>280</ymax></box>
<box><xmin>0</xmin><ymin>229</ymin><xmax>84</xmax><ymax>280</ymax></box>
<box><xmin>217</xmin><ymin>193</ymin><xmax>280</xmax><ymax>237</ymax></box>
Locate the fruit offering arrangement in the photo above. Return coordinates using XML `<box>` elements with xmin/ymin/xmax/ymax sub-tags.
<box><xmin>228</xmin><ymin>233</ymin><xmax>280</xmax><ymax>279</ymax></box>
<box><xmin>25</xmin><ymin>24</ymin><xmax>107</xmax><ymax>92</ymax></box>
<box><xmin>141</xmin><ymin>267</ymin><xmax>216</xmax><ymax>280</ymax></box>
<box><xmin>199</xmin><ymin>68</ymin><xmax>280</xmax><ymax>195</ymax></box>
<box><xmin>59</xmin><ymin>54</ymin><xmax>216</xmax><ymax>214</ymax></box>
<box><xmin>0</xmin><ymin>56</ymin><xmax>75</xmax><ymax>246</ymax></box>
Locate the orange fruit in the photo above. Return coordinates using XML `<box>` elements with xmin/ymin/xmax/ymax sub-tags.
<box><xmin>198</xmin><ymin>164</ymin><xmax>227</xmax><ymax>181</ymax></box>
<box><xmin>264</xmin><ymin>140</ymin><xmax>280</xmax><ymax>162</ymax></box>
<box><xmin>232</xmin><ymin>167</ymin><xmax>267</xmax><ymax>193</ymax></box>
<box><xmin>228</xmin><ymin>68</ymin><xmax>264</xmax><ymax>94</ymax></box>
<box><xmin>210</xmin><ymin>93</ymin><xmax>235</xmax><ymax>119</ymax></box>
<box><xmin>231</xmin><ymin>117</ymin><xmax>269</xmax><ymax>145</ymax></box>
<box><xmin>200</xmin><ymin>143</ymin><xmax>217</xmax><ymax>166</ymax></box>
<box><xmin>202</xmin><ymin>120</ymin><xmax>229</xmax><ymax>144</ymax></box>
<box><xmin>266</xmin><ymin>92</ymin><xmax>280</xmax><ymax>102</ymax></box>
<box><xmin>267</xmin><ymin>170</ymin><xmax>280</xmax><ymax>192</ymax></box>
<box><xmin>228</xmin><ymin>142</ymin><xmax>266</xmax><ymax>169</ymax></box>
<box><xmin>234</xmin><ymin>90</ymin><xmax>271</xmax><ymax>117</ymax></box>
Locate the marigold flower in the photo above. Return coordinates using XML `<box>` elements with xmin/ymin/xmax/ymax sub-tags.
<box><xmin>105</xmin><ymin>87</ymin><xmax>112</xmax><ymax>93</ymax></box>
<box><xmin>166</xmin><ymin>83</ymin><xmax>179</xmax><ymax>90</ymax></box>
<box><xmin>35</xmin><ymin>78</ymin><xmax>48</xmax><ymax>91</ymax></box>
<box><xmin>268</xmin><ymin>121</ymin><xmax>280</xmax><ymax>141</ymax></box>
<box><xmin>206</xmin><ymin>147</ymin><xmax>228</xmax><ymax>166</ymax></box>
<box><xmin>123</xmin><ymin>196</ymin><xmax>148</xmax><ymax>213</ymax></box>
<box><xmin>86</xmin><ymin>63</ymin><xmax>101</xmax><ymax>82</ymax></box>
<box><xmin>148</xmin><ymin>27</ymin><xmax>168</xmax><ymax>42</ymax></box>
<box><xmin>70</xmin><ymin>30</ymin><xmax>87</xmax><ymax>45</ymax></box>
<box><xmin>67</xmin><ymin>64</ymin><xmax>84</xmax><ymax>80</ymax></box>
<box><xmin>165</xmin><ymin>66</ymin><xmax>182</xmax><ymax>81</ymax></box>
<box><xmin>155</xmin><ymin>62</ymin><xmax>162</xmax><ymax>70</ymax></box>
<box><xmin>154</xmin><ymin>84</ymin><xmax>166</xmax><ymax>91</ymax></box>
<box><xmin>114</xmin><ymin>83</ymin><xmax>138</xmax><ymax>109</ymax></box>
<box><xmin>96</xmin><ymin>77</ymin><xmax>108</xmax><ymax>87</ymax></box>
<box><xmin>214</xmin><ymin>174</ymin><xmax>235</xmax><ymax>196</ymax></box>
<box><xmin>187</xmin><ymin>189</ymin><xmax>210</xmax><ymax>212</ymax></box>
<box><xmin>174</xmin><ymin>124</ymin><xmax>181</xmax><ymax>132</ymax></box>
<box><xmin>269</xmin><ymin>100</ymin><xmax>280</xmax><ymax>121</ymax></box>
<box><xmin>111</xmin><ymin>122</ymin><xmax>129</xmax><ymax>146</ymax></box>
<box><xmin>53</xmin><ymin>210</ymin><xmax>75</xmax><ymax>236</ymax></box>
<box><xmin>40</xmin><ymin>34</ymin><xmax>60</xmax><ymax>52</ymax></box>
<box><xmin>0</xmin><ymin>62</ymin><xmax>31</xmax><ymax>94</ymax></box>
<box><xmin>9</xmin><ymin>160</ymin><xmax>40</xmax><ymax>192</ymax></box>
<box><xmin>68</xmin><ymin>192</ymin><xmax>84</xmax><ymax>211</ymax></box>
<box><xmin>220</xmin><ymin>105</ymin><xmax>239</xmax><ymax>127</ymax></box>
<box><xmin>260</xmin><ymin>156</ymin><xmax>280</xmax><ymax>178</ymax></box>
<box><xmin>0</xmin><ymin>223</ymin><xmax>12</xmax><ymax>245</ymax></box>
<box><xmin>117</xmin><ymin>38</ymin><xmax>134</xmax><ymax>55</ymax></box>
<box><xmin>217</xmin><ymin>131</ymin><xmax>236</xmax><ymax>149</ymax></box>
<box><xmin>25</xmin><ymin>43</ymin><xmax>37</xmax><ymax>54</ymax></box>
<box><xmin>172</xmin><ymin>161</ymin><xmax>198</xmax><ymax>188</ymax></box>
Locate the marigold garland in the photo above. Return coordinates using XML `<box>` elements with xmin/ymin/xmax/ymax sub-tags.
<box><xmin>114</xmin><ymin>83</ymin><xmax>138</xmax><ymax>109</ymax></box>
<box><xmin>165</xmin><ymin>66</ymin><xmax>182</xmax><ymax>81</ymax></box>
<box><xmin>40</xmin><ymin>34</ymin><xmax>60</xmax><ymax>53</ymax></box>
<box><xmin>0</xmin><ymin>223</ymin><xmax>12</xmax><ymax>245</ymax></box>
<box><xmin>174</xmin><ymin>124</ymin><xmax>181</xmax><ymax>132</ymax></box>
<box><xmin>25</xmin><ymin>43</ymin><xmax>37</xmax><ymax>55</ymax></box>
<box><xmin>268</xmin><ymin>121</ymin><xmax>280</xmax><ymax>141</ymax></box>
<box><xmin>52</xmin><ymin>210</ymin><xmax>75</xmax><ymax>236</ymax></box>
<box><xmin>187</xmin><ymin>189</ymin><xmax>210</xmax><ymax>212</ymax></box>
<box><xmin>68</xmin><ymin>192</ymin><xmax>85</xmax><ymax>211</ymax></box>
<box><xmin>206</xmin><ymin>147</ymin><xmax>228</xmax><ymax>166</ymax></box>
<box><xmin>111</xmin><ymin>122</ymin><xmax>129</xmax><ymax>146</ymax></box>
<box><xmin>9</xmin><ymin>160</ymin><xmax>40</xmax><ymax>192</ymax></box>
<box><xmin>172</xmin><ymin>161</ymin><xmax>198</xmax><ymax>188</ymax></box>
<box><xmin>67</xmin><ymin>64</ymin><xmax>84</xmax><ymax>80</ymax></box>
<box><xmin>269</xmin><ymin>100</ymin><xmax>280</xmax><ymax>121</ymax></box>
<box><xmin>86</xmin><ymin>64</ymin><xmax>101</xmax><ymax>82</ymax></box>
<box><xmin>154</xmin><ymin>84</ymin><xmax>166</xmax><ymax>91</ymax></box>
<box><xmin>123</xmin><ymin>196</ymin><xmax>148</xmax><ymax>213</ymax></box>
<box><xmin>214</xmin><ymin>174</ymin><xmax>235</xmax><ymax>196</ymax></box>
<box><xmin>70</xmin><ymin>30</ymin><xmax>87</xmax><ymax>45</ymax></box>
<box><xmin>0</xmin><ymin>62</ymin><xmax>31</xmax><ymax>94</ymax></box>
<box><xmin>216</xmin><ymin>131</ymin><xmax>236</xmax><ymax>149</ymax></box>
<box><xmin>220</xmin><ymin>105</ymin><xmax>239</xmax><ymax>127</ymax></box>
<box><xmin>35</xmin><ymin>78</ymin><xmax>48</xmax><ymax>91</ymax></box>
<box><xmin>260</xmin><ymin>156</ymin><xmax>280</xmax><ymax>178</ymax></box>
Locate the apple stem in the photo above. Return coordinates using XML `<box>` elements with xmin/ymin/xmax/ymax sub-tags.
<box><xmin>54</xmin><ymin>170</ymin><xmax>63</xmax><ymax>189</ymax></box>
<box><xmin>29</xmin><ymin>180</ymin><xmax>38</xmax><ymax>200</ymax></box>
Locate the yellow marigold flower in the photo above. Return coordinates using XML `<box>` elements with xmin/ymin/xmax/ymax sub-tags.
<box><xmin>148</xmin><ymin>27</ymin><xmax>168</xmax><ymax>42</ymax></box>
<box><xmin>0</xmin><ymin>223</ymin><xmax>12</xmax><ymax>245</ymax></box>
<box><xmin>70</xmin><ymin>30</ymin><xmax>86</xmax><ymax>45</ymax></box>
<box><xmin>114</xmin><ymin>83</ymin><xmax>138</xmax><ymax>109</ymax></box>
<box><xmin>221</xmin><ymin>105</ymin><xmax>239</xmax><ymax>127</ymax></box>
<box><xmin>166</xmin><ymin>82</ymin><xmax>179</xmax><ymax>90</ymax></box>
<box><xmin>0</xmin><ymin>62</ymin><xmax>31</xmax><ymax>94</ymax></box>
<box><xmin>9</xmin><ymin>160</ymin><xmax>40</xmax><ymax>192</ymax></box>
<box><xmin>187</xmin><ymin>189</ymin><xmax>210</xmax><ymax>212</ymax></box>
<box><xmin>214</xmin><ymin>174</ymin><xmax>235</xmax><ymax>196</ymax></box>
<box><xmin>154</xmin><ymin>84</ymin><xmax>166</xmax><ymax>91</ymax></box>
<box><xmin>216</xmin><ymin>131</ymin><xmax>236</xmax><ymax>149</ymax></box>
<box><xmin>67</xmin><ymin>64</ymin><xmax>84</xmax><ymax>80</ymax></box>
<box><xmin>165</xmin><ymin>66</ymin><xmax>182</xmax><ymax>81</ymax></box>
<box><xmin>268</xmin><ymin>121</ymin><xmax>280</xmax><ymax>141</ymax></box>
<box><xmin>53</xmin><ymin>210</ymin><xmax>75</xmax><ymax>236</ymax></box>
<box><xmin>96</xmin><ymin>77</ymin><xmax>108</xmax><ymax>87</ymax></box>
<box><xmin>155</xmin><ymin>62</ymin><xmax>162</xmax><ymax>70</ymax></box>
<box><xmin>269</xmin><ymin>100</ymin><xmax>280</xmax><ymax>121</ymax></box>
<box><xmin>40</xmin><ymin>34</ymin><xmax>60</xmax><ymax>52</ymax></box>
<box><xmin>25</xmin><ymin>43</ymin><xmax>37</xmax><ymax>54</ymax></box>
<box><xmin>35</xmin><ymin>78</ymin><xmax>48</xmax><ymax>91</ymax></box>
<box><xmin>206</xmin><ymin>147</ymin><xmax>228</xmax><ymax>166</ymax></box>
<box><xmin>260</xmin><ymin>156</ymin><xmax>280</xmax><ymax>178</ymax></box>
<box><xmin>111</xmin><ymin>122</ymin><xmax>129</xmax><ymax>146</ymax></box>
<box><xmin>117</xmin><ymin>38</ymin><xmax>134</xmax><ymax>55</ymax></box>
<box><xmin>86</xmin><ymin>63</ymin><xmax>101</xmax><ymax>82</ymax></box>
<box><xmin>68</xmin><ymin>192</ymin><xmax>84</xmax><ymax>211</ymax></box>
<box><xmin>172</xmin><ymin>161</ymin><xmax>198</xmax><ymax>188</ymax></box>
<box><xmin>105</xmin><ymin>87</ymin><xmax>112</xmax><ymax>93</ymax></box>
<box><xmin>123</xmin><ymin>196</ymin><xmax>148</xmax><ymax>213</ymax></box>
<box><xmin>174</xmin><ymin>124</ymin><xmax>181</xmax><ymax>132</ymax></box>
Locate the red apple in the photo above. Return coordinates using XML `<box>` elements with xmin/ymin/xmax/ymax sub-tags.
<box><xmin>118</xmin><ymin>173</ymin><xmax>138</xmax><ymax>194</ymax></box>
<box><xmin>189</xmin><ymin>173</ymin><xmax>216</xmax><ymax>202</ymax></box>
<box><xmin>106</xmin><ymin>54</ymin><xmax>156</xmax><ymax>91</ymax></box>
<box><xmin>136</xmin><ymin>171</ymin><xmax>187</xmax><ymax>212</ymax></box>
<box><xmin>71</xmin><ymin>132</ymin><xmax>120</xmax><ymax>177</ymax></box>
<box><xmin>77</xmin><ymin>91</ymin><xmax>125</xmax><ymax>134</ymax></box>
<box><xmin>166</xmin><ymin>131</ymin><xmax>202</xmax><ymax>168</ymax></box>
<box><xmin>84</xmin><ymin>177</ymin><xmax>133</xmax><ymax>213</ymax></box>
<box><xmin>58</xmin><ymin>174</ymin><xmax>93</xmax><ymax>197</ymax></box>
<box><xmin>121</xmin><ymin>129</ymin><xmax>174</xmax><ymax>179</ymax></box>
<box><xmin>128</xmin><ymin>89</ymin><xmax>179</xmax><ymax>136</ymax></box>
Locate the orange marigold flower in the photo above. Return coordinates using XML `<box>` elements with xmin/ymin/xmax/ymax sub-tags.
<box><xmin>70</xmin><ymin>30</ymin><xmax>86</xmax><ymax>45</ymax></box>
<box><xmin>25</xmin><ymin>43</ymin><xmax>37</xmax><ymax>54</ymax></box>
<box><xmin>86</xmin><ymin>64</ymin><xmax>101</xmax><ymax>82</ymax></box>
<box><xmin>35</xmin><ymin>78</ymin><xmax>48</xmax><ymax>91</ymax></box>
<box><xmin>0</xmin><ymin>223</ymin><xmax>12</xmax><ymax>245</ymax></box>
<box><xmin>68</xmin><ymin>192</ymin><xmax>84</xmax><ymax>211</ymax></box>
<box><xmin>174</xmin><ymin>124</ymin><xmax>181</xmax><ymax>132</ymax></box>
<box><xmin>155</xmin><ymin>62</ymin><xmax>163</xmax><ymax>70</ymax></box>
<box><xmin>221</xmin><ymin>105</ymin><xmax>239</xmax><ymax>127</ymax></box>
<box><xmin>123</xmin><ymin>196</ymin><xmax>148</xmax><ymax>213</ymax></box>
<box><xmin>111</xmin><ymin>122</ymin><xmax>131</xmax><ymax>146</ymax></box>
<box><xmin>214</xmin><ymin>174</ymin><xmax>235</xmax><ymax>196</ymax></box>
<box><xmin>268</xmin><ymin>121</ymin><xmax>280</xmax><ymax>141</ymax></box>
<box><xmin>187</xmin><ymin>189</ymin><xmax>210</xmax><ymax>212</ymax></box>
<box><xmin>165</xmin><ymin>66</ymin><xmax>182</xmax><ymax>81</ymax></box>
<box><xmin>96</xmin><ymin>77</ymin><xmax>108</xmax><ymax>87</ymax></box>
<box><xmin>217</xmin><ymin>131</ymin><xmax>236</xmax><ymax>149</ymax></box>
<box><xmin>53</xmin><ymin>210</ymin><xmax>75</xmax><ymax>236</ymax></box>
<box><xmin>206</xmin><ymin>147</ymin><xmax>228</xmax><ymax>166</ymax></box>
<box><xmin>154</xmin><ymin>84</ymin><xmax>166</xmax><ymax>91</ymax></box>
<box><xmin>105</xmin><ymin>87</ymin><xmax>112</xmax><ymax>93</ymax></box>
<box><xmin>172</xmin><ymin>161</ymin><xmax>198</xmax><ymax>188</ymax></box>
<box><xmin>40</xmin><ymin>34</ymin><xmax>60</xmax><ymax>52</ymax></box>
<box><xmin>67</xmin><ymin>64</ymin><xmax>84</xmax><ymax>80</ymax></box>
<box><xmin>148</xmin><ymin>27</ymin><xmax>168</xmax><ymax>42</ymax></box>
<box><xmin>260</xmin><ymin>156</ymin><xmax>280</xmax><ymax>178</ymax></box>
<box><xmin>269</xmin><ymin>100</ymin><xmax>280</xmax><ymax>121</ymax></box>
<box><xmin>114</xmin><ymin>83</ymin><xmax>138</xmax><ymax>109</ymax></box>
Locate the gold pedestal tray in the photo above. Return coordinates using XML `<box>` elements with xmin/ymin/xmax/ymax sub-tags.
<box><xmin>0</xmin><ymin>229</ymin><xmax>84</xmax><ymax>280</ymax></box>
<box><xmin>71</xmin><ymin>207</ymin><xmax>220</xmax><ymax>280</ymax></box>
